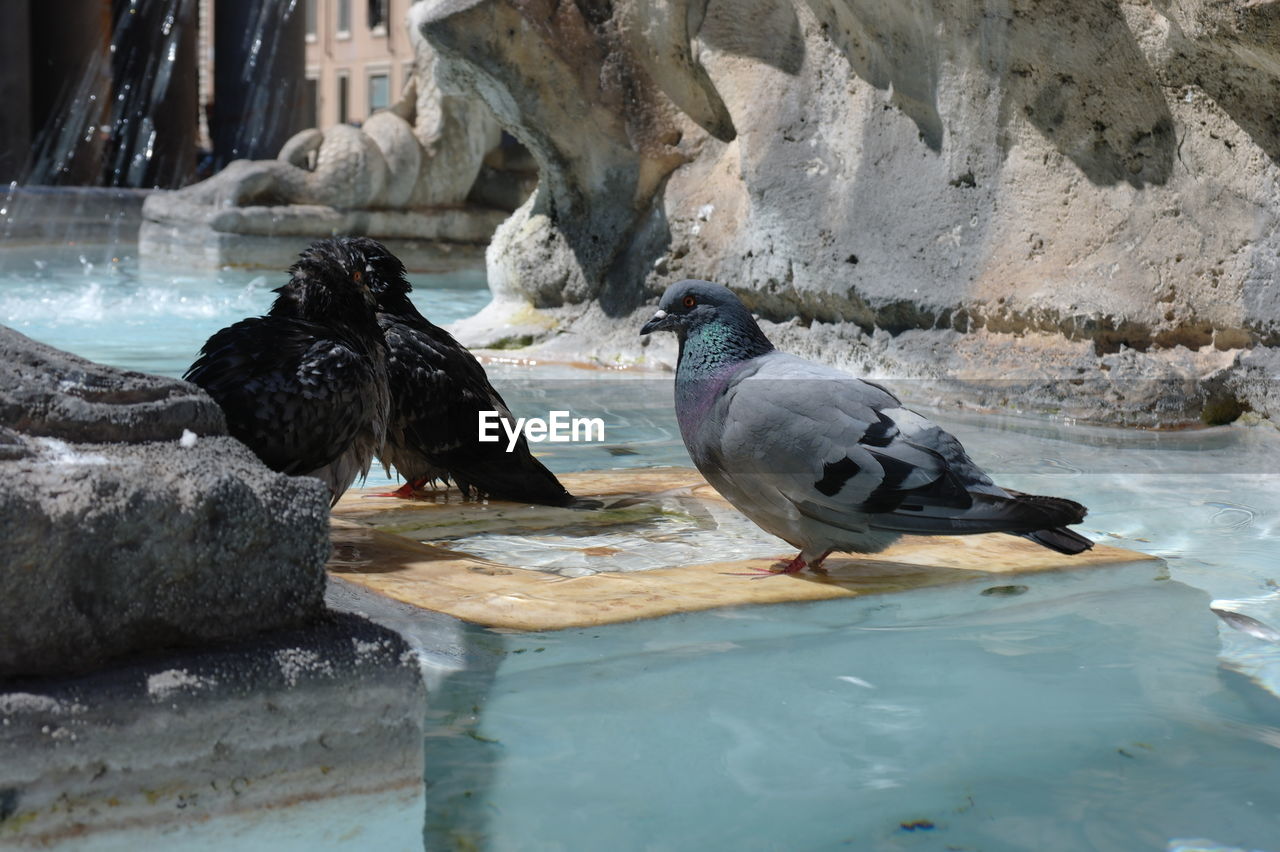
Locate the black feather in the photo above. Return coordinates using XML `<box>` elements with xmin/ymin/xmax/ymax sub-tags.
<box><xmin>185</xmin><ymin>238</ymin><xmax>390</xmax><ymax>504</ymax></box>
<box><xmin>859</xmin><ymin>411</ymin><xmax>898</xmax><ymax>448</ymax></box>
<box><xmin>814</xmin><ymin>457</ymin><xmax>861</xmax><ymax>497</ymax></box>
<box><xmin>855</xmin><ymin>446</ymin><xmax>973</xmax><ymax>515</ymax></box>
<box><xmin>1016</xmin><ymin>527</ymin><xmax>1094</xmax><ymax>555</ymax></box>
<box><xmin>350</xmin><ymin>237</ymin><xmax>578</xmax><ymax>507</ymax></box>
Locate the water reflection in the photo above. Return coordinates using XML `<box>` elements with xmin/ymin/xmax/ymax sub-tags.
<box><xmin>442</xmin><ymin>567</ymin><xmax>1280</xmax><ymax>851</ymax></box>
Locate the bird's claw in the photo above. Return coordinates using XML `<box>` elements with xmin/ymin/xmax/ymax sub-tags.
<box><xmin>369</xmin><ymin>482</ymin><xmax>419</xmax><ymax>499</ymax></box>
<box><xmin>369</xmin><ymin>479</ymin><xmax>436</xmax><ymax>499</ymax></box>
<box><xmin>721</xmin><ymin>555</ymin><xmax>810</xmax><ymax>578</ymax></box>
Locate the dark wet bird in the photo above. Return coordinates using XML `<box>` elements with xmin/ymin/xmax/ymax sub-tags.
<box><xmin>184</xmin><ymin>239</ymin><xmax>390</xmax><ymax>505</ymax></box>
<box><xmin>344</xmin><ymin>237</ymin><xmax>576</xmax><ymax>507</ymax></box>
<box><xmin>640</xmin><ymin>279</ymin><xmax>1093</xmax><ymax>574</ymax></box>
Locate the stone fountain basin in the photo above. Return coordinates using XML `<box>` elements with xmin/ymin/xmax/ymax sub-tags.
<box><xmin>329</xmin><ymin>467</ymin><xmax>1157</xmax><ymax>632</ymax></box>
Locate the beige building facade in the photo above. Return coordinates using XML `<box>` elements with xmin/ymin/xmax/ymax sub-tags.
<box><xmin>304</xmin><ymin>0</ymin><xmax>417</xmax><ymax>129</ymax></box>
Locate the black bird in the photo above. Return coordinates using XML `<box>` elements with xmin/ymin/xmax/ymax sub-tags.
<box><xmin>185</xmin><ymin>239</ymin><xmax>391</xmax><ymax>505</ymax></box>
<box><xmin>344</xmin><ymin>237</ymin><xmax>577</xmax><ymax>507</ymax></box>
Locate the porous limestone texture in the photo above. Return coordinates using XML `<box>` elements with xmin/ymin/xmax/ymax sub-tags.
<box><xmin>0</xmin><ymin>325</ymin><xmax>224</xmax><ymax>444</ymax></box>
<box><xmin>140</xmin><ymin>0</ymin><xmax>503</xmax><ymax>270</ymax></box>
<box><xmin>422</xmin><ymin>0</ymin><xmax>1280</xmax><ymax>425</ymax></box>
<box><xmin>0</xmin><ymin>614</ymin><xmax>427</xmax><ymax>848</ymax></box>
<box><xmin>0</xmin><ymin>326</ymin><xmax>332</xmax><ymax>677</ymax></box>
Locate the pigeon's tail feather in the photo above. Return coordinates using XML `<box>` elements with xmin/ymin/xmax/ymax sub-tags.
<box><xmin>1015</xmin><ymin>526</ymin><xmax>1094</xmax><ymax>554</ymax></box>
<box><xmin>1002</xmin><ymin>490</ymin><xmax>1088</xmax><ymax>525</ymax></box>
<box><xmin>867</xmin><ymin>490</ymin><xmax>1090</xmax><ymax>548</ymax></box>
<box><xmin>449</xmin><ymin>443</ymin><xmax>576</xmax><ymax>508</ymax></box>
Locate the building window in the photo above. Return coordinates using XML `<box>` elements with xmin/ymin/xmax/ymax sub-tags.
<box><xmin>368</xmin><ymin>0</ymin><xmax>388</xmax><ymax>31</ymax></box>
<box><xmin>305</xmin><ymin>0</ymin><xmax>317</xmax><ymax>40</ymax></box>
<box><xmin>337</xmin><ymin>0</ymin><xmax>351</xmax><ymax>36</ymax></box>
<box><xmin>368</xmin><ymin>73</ymin><xmax>390</xmax><ymax>113</ymax></box>
<box><xmin>302</xmin><ymin>76</ymin><xmax>319</xmax><ymax>130</ymax></box>
<box><xmin>337</xmin><ymin>73</ymin><xmax>350</xmax><ymax>124</ymax></box>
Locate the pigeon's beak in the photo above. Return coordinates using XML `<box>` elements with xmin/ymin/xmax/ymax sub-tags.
<box><xmin>640</xmin><ymin>308</ymin><xmax>675</xmax><ymax>335</ymax></box>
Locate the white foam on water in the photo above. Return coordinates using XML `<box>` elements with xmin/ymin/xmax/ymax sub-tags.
<box><xmin>0</xmin><ymin>280</ymin><xmax>268</xmax><ymax>329</ymax></box>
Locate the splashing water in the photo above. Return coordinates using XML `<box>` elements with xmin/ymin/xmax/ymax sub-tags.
<box><xmin>25</xmin><ymin>0</ymin><xmax>197</xmax><ymax>190</ymax></box>
<box><xmin>0</xmin><ymin>247</ymin><xmax>490</xmax><ymax>377</ymax></box>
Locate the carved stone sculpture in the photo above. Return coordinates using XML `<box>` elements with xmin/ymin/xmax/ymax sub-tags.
<box><xmin>141</xmin><ymin>1</ymin><xmax>503</xmax><ymax>270</ymax></box>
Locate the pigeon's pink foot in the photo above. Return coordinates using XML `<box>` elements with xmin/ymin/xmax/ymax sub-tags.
<box><xmin>370</xmin><ymin>478</ymin><xmax>430</xmax><ymax>499</ymax></box>
<box><xmin>805</xmin><ymin>549</ymin><xmax>834</xmax><ymax>574</ymax></box>
<box><xmin>724</xmin><ymin>550</ymin><xmax>831</xmax><ymax>578</ymax></box>
<box><xmin>777</xmin><ymin>553</ymin><xmax>810</xmax><ymax>574</ymax></box>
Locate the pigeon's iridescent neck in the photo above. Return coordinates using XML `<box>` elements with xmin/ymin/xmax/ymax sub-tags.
<box><xmin>678</xmin><ymin>317</ymin><xmax>774</xmax><ymax>372</ymax></box>
<box><xmin>674</xmin><ymin>318</ymin><xmax>772</xmax><ymax>439</ymax></box>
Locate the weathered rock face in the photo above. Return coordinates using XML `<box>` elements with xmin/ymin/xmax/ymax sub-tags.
<box><xmin>0</xmin><ymin>326</ymin><xmax>225</xmax><ymax>444</ymax></box>
<box><xmin>0</xmin><ymin>613</ymin><xmax>427</xmax><ymax>846</ymax></box>
<box><xmin>0</xmin><ymin>326</ymin><xmax>332</xmax><ymax>678</ymax></box>
<box><xmin>421</xmin><ymin>0</ymin><xmax>1280</xmax><ymax>424</ymax></box>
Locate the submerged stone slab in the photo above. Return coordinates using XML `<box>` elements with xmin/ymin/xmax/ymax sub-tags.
<box><xmin>329</xmin><ymin>468</ymin><xmax>1159</xmax><ymax>631</ymax></box>
<box><xmin>0</xmin><ymin>614</ymin><xmax>426</xmax><ymax>848</ymax></box>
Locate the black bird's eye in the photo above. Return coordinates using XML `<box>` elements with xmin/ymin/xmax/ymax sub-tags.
<box><xmin>682</xmin><ymin>295</ymin><xmax>696</xmax><ymax>308</ymax></box>
<box><xmin>352</xmin><ymin>269</ymin><xmax>363</xmax><ymax>283</ymax></box>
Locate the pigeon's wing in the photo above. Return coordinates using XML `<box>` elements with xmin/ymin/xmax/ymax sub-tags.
<box><xmin>706</xmin><ymin>355</ymin><xmax>975</xmax><ymax>530</ymax></box>
<box><xmin>382</xmin><ymin>316</ymin><xmax>510</xmax><ymax>460</ymax></box>
<box><xmin>185</xmin><ymin>317</ymin><xmax>383</xmax><ymax>477</ymax></box>
<box><xmin>381</xmin><ymin>316</ymin><xmax>573</xmax><ymax>505</ymax></box>
<box><xmin>704</xmin><ymin>353</ymin><xmax>1083</xmax><ymax>542</ymax></box>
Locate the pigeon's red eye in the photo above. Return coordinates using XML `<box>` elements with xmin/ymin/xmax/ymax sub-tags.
<box><xmin>682</xmin><ymin>295</ymin><xmax>696</xmax><ymax>308</ymax></box>
<box><xmin>353</xmin><ymin>270</ymin><xmax>364</xmax><ymax>283</ymax></box>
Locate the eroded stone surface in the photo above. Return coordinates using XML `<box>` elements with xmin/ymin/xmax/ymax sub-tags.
<box><xmin>0</xmin><ymin>326</ymin><xmax>332</xmax><ymax>678</ymax></box>
<box><xmin>0</xmin><ymin>614</ymin><xmax>426</xmax><ymax>847</ymax></box>
<box><xmin>422</xmin><ymin>0</ymin><xmax>1280</xmax><ymax>425</ymax></box>
<box><xmin>0</xmin><ymin>435</ymin><xmax>332</xmax><ymax>677</ymax></box>
<box><xmin>0</xmin><ymin>325</ymin><xmax>224</xmax><ymax>443</ymax></box>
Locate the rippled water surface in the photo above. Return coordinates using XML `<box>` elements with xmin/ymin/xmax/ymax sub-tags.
<box><xmin>5</xmin><ymin>246</ymin><xmax>1280</xmax><ymax>851</ymax></box>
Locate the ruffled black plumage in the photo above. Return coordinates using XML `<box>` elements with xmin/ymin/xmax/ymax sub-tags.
<box><xmin>184</xmin><ymin>239</ymin><xmax>390</xmax><ymax>505</ymax></box>
<box><xmin>347</xmin><ymin>237</ymin><xmax>576</xmax><ymax>507</ymax></box>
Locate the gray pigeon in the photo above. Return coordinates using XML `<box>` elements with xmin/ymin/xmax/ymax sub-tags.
<box><xmin>640</xmin><ymin>280</ymin><xmax>1093</xmax><ymax>574</ymax></box>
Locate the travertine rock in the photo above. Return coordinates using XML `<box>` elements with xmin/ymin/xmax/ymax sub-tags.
<box><xmin>0</xmin><ymin>326</ymin><xmax>331</xmax><ymax>677</ymax></box>
<box><xmin>0</xmin><ymin>614</ymin><xmax>427</xmax><ymax>846</ymax></box>
<box><xmin>420</xmin><ymin>0</ymin><xmax>1280</xmax><ymax>424</ymax></box>
<box><xmin>0</xmin><ymin>325</ymin><xmax>224</xmax><ymax>444</ymax></box>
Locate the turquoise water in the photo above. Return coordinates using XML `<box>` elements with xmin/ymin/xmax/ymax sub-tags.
<box><xmin>5</xmin><ymin>246</ymin><xmax>1280</xmax><ymax>851</ymax></box>
<box><xmin>0</xmin><ymin>245</ymin><xmax>492</xmax><ymax>378</ymax></box>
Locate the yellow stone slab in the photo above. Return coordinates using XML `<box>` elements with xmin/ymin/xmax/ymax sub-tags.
<box><xmin>328</xmin><ymin>468</ymin><xmax>1158</xmax><ymax>632</ymax></box>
